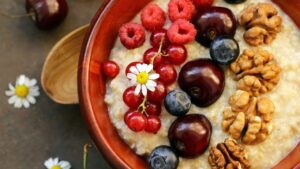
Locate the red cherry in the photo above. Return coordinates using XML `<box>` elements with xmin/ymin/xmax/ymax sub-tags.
<box><xmin>143</xmin><ymin>48</ymin><xmax>165</xmax><ymax>69</ymax></box>
<box><xmin>125</xmin><ymin>61</ymin><xmax>143</xmax><ymax>76</ymax></box>
<box><xmin>166</xmin><ymin>44</ymin><xmax>187</xmax><ymax>65</ymax></box>
<box><xmin>148</xmin><ymin>81</ymin><xmax>167</xmax><ymax>103</ymax></box>
<box><xmin>102</xmin><ymin>60</ymin><xmax>120</xmax><ymax>78</ymax></box>
<box><xmin>124</xmin><ymin>110</ymin><xmax>135</xmax><ymax>124</ymax></box>
<box><xmin>156</xmin><ymin>64</ymin><xmax>177</xmax><ymax>85</ymax></box>
<box><xmin>145</xmin><ymin>115</ymin><xmax>161</xmax><ymax>133</ymax></box>
<box><xmin>25</xmin><ymin>0</ymin><xmax>68</xmax><ymax>29</ymax></box>
<box><xmin>123</xmin><ymin>86</ymin><xmax>144</xmax><ymax>109</ymax></box>
<box><xmin>150</xmin><ymin>29</ymin><xmax>170</xmax><ymax>49</ymax></box>
<box><xmin>145</xmin><ymin>102</ymin><xmax>162</xmax><ymax>116</ymax></box>
<box><xmin>125</xmin><ymin>111</ymin><xmax>147</xmax><ymax>132</ymax></box>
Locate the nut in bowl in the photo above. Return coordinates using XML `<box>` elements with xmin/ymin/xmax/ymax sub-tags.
<box><xmin>79</xmin><ymin>0</ymin><xmax>300</xmax><ymax>168</ymax></box>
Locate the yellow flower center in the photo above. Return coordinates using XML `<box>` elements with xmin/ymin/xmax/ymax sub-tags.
<box><xmin>51</xmin><ymin>165</ymin><xmax>62</xmax><ymax>169</ymax></box>
<box><xmin>15</xmin><ymin>85</ymin><xmax>29</xmax><ymax>98</ymax></box>
<box><xmin>136</xmin><ymin>72</ymin><xmax>149</xmax><ymax>84</ymax></box>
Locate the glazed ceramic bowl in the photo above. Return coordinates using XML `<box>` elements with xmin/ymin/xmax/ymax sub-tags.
<box><xmin>78</xmin><ymin>0</ymin><xmax>300</xmax><ymax>168</ymax></box>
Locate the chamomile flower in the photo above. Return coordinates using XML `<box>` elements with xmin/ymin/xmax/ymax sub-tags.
<box><xmin>127</xmin><ymin>63</ymin><xmax>159</xmax><ymax>96</ymax></box>
<box><xmin>5</xmin><ymin>75</ymin><xmax>40</xmax><ymax>108</ymax></box>
<box><xmin>44</xmin><ymin>157</ymin><xmax>71</xmax><ymax>169</ymax></box>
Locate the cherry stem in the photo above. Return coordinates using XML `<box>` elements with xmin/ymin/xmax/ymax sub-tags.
<box><xmin>0</xmin><ymin>11</ymin><xmax>34</xmax><ymax>19</ymax></box>
<box><xmin>137</xmin><ymin>96</ymin><xmax>148</xmax><ymax>116</ymax></box>
<box><xmin>150</xmin><ymin>36</ymin><xmax>165</xmax><ymax>66</ymax></box>
<box><xmin>83</xmin><ymin>144</ymin><xmax>92</xmax><ymax>169</ymax></box>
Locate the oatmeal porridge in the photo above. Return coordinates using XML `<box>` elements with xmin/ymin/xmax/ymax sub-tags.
<box><xmin>104</xmin><ymin>0</ymin><xmax>300</xmax><ymax>168</ymax></box>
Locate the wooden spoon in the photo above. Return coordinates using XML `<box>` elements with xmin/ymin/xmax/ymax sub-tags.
<box><xmin>41</xmin><ymin>25</ymin><xmax>89</xmax><ymax>104</ymax></box>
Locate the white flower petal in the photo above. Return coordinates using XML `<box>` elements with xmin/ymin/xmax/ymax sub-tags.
<box><xmin>142</xmin><ymin>85</ymin><xmax>147</xmax><ymax>96</ymax></box>
<box><xmin>149</xmin><ymin>73</ymin><xmax>160</xmax><ymax>80</ymax></box>
<box><xmin>14</xmin><ymin>98</ymin><xmax>22</xmax><ymax>108</ymax></box>
<box><xmin>44</xmin><ymin>158</ymin><xmax>54</xmax><ymax>168</ymax></box>
<box><xmin>28</xmin><ymin>79</ymin><xmax>37</xmax><ymax>87</ymax></box>
<box><xmin>59</xmin><ymin>161</ymin><xmax>71</xmax><ymax>169</ymax></box>
<box><xmin>146</xmin><ymin>80</ymin><xmax>157</xmax><ymax>88</ymax></box>
<box><xmin>145</xmin><ymin>64</ymin><xmax>153</xmax><ymax>73</ymax></box>
<box><xmin>134</xmin><ymin>84</ymin><xmax>141</xmax><ymax>95</ymax></box>
<box><xmin>8</xmin><ymin>83</ymin><xmax>15</xmax><ymax>91</ymax></box>
<box><xmin>129</xmin><ymin>66</ymin><xmax>139</xmax><ymax>74</ymax></box>
<box><xmin>17</xmin><ymin>75</ymin><xmax>27</xmax><ymax>85</ymax></box>
<box><xmin>147</xmin><ymin>85</ymin><xmax>155</xmax><ymax>92</ymax></box>
<box><xmin>5</xmin><ymin>90</ymin><xmax>15</xmax><ymax>96</ymax></box>
<box><xmin>53</xmin><ymin>157</ymin><xmax>59</xmax><ymax>165</ymax></box>
<box><xmin>136</xmin><ymin>63</ymin><xmax>144</xmax><ymax>72</ymax></box>
<box><xmin>127</xmin><ymin>73</ymin><xmax>136</xmax><ymax>80</ymax></box>
<box><xmin>26</xmin><ymin>95</ymin><xmax>36</xmax><ymax>104</ymax></box>
<box><xmin>8</xmin><ymin>95</ymin><xmax>18</xmax><ymax>104</ymax></box>
<box><xmin>22</xmin><ymin>99</ymin><xmax>30</xmax><ymax>108</ymax></box>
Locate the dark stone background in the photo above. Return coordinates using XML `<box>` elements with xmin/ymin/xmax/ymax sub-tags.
<box><xmin>0</xmin><ymin>0</ymin><xmax>111</xmax><ymax>168</ymax></box>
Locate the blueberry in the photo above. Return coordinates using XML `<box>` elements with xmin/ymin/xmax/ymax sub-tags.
<box><xmin>164</xmin><ymin>90</ymin><xmax>191</xmax><ymax>116</ymax></box>
<box><xmin>148</xmin><ymin>145</ymin><xmax>179</xmax><ymax>169</ymax></box>
<box><xmin>210</xmin><ymin>36</ymin><xmax>240</xmax><ymax>65</ymax></box>
<box><xmin>224</xmin><ymin>0</ymin><xmax>246</xmax><ymax>4</ymax></box>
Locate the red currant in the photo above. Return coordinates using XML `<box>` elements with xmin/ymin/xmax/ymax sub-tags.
<box><xmin>148</xmin><ymin>81</ymin><xmax>167</xmax><ymax>103</ymax></box>
<box><xmin>125</xmin><ymin>61</ymin><xmax>142</xmax><ymax>75</ymax></box>
<box><xmin>102</xmin><ymin>60</ymin><xmax>120</xmax><ymax>78</ymax></box>
<box><xmin>145</xmin><ymin>115</ymin><xmax>161</xmax><ymax>133</ymax></box>
<box><xmin>150</xmin><ymin>29</ymin><xmax>170</xmax><ymax>49</ymax></box>
<box><xmin>145</xmin><ymin>102</ymin><xmax>162</xmax><ymax>116</ymax></box>
<box><xmin>166</xmin><ymin>44</ymin><xmax>187</xmax><ymax>65</ymax></box>
<box><xmin>143</xmin><ymin>48</ymin><xmax>165</xmax><ymax>69</ymax></box>
<box><xmin>125</xmin><ymin>111</ymin><xmax>147</xmax><ymax>132</ymax></box>
<box><xmin>123</xmin><ymin>86</ymin><xmax>144</xmax><ymax>109</ymax></box>
<box><xmin>156</xmin><ymin>64</ymin><xmax>177</xmax><ymax>85</ymax></box>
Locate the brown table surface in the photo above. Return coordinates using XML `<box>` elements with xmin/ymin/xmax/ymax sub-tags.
<box><xmin>0</xmin><ymin>0</ymin><xmax>111</xmax><ymax>168</ymax></box>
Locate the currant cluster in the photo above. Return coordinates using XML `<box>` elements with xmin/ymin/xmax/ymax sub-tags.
<box><xmin>120</xmin><ymin>0</ymin><xmax>202</xmax><ymax>134</ymax></box>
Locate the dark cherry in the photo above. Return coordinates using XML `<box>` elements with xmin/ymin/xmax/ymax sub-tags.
<box><xmin>166</xmin><ymin>44</ymin><xmax>187</xmax><ymax>65</ymax></box>
<box><xmin>150</xmin><ymin>29</ymin><xmax>170</xmax><ymax>49</ymax></box>
<box><xmin>143</xmin><ymin>48</ymin><xmax>165</xmax><ymax>69</ymax></box>
<box><xmin>178</xmin><ymin>59</ymin><xmax>225</xmax><ymax>107</ymax></box>
<box><xmin>192</xmin><ymin>6</ymin><xmax>237</xmax><ymax>47</ymax></box>
<box><xmin>26</xmin><ymin>0</ymin><xmax>68</xmax><ymax>29</ymax></box>
<box><xmin>156</xmin><ymin>64</ymin><xmax>177</xmax><ymax>85</ymax></box>
<box><xmin>145</xmin><ymin>102</ymin><xmax>162</xmax><ymax>116</ymax></box>
<box><xmin>168</xmin><ymin>114</ymin><xmax>212</xmax><ymax>158</ymax></box>
<box><xmin>225</xmin><ymin>0</ymin><xmax>246</xmax><ymax>4</ymax></box>
<box><xmin>125</xmin><ymin>61</ymin><xmax>142</xmax><ymax>75</ymax></box>
<box><xmin>148</xmin><ymin>81</ymin><xmax>167</xmax><ymax>103</ymax></box>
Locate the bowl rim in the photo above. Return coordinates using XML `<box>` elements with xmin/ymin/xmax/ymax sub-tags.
<box><xmin>78</xmin><ymin>0</ymin><xmax>129</xmax><ymax>168</ymax></box>
<box><xmin>78</xmin><ymin>0</ymin><xmax>300</xmax><ymax>169</ymax></box>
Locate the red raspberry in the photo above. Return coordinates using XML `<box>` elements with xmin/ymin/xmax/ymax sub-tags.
<box><xmin>192</xmin><ymin>0</ymin><xmax>213</xmax><ymax>9</ymax></box>
<box><xmin>168</xmin><ymin>0</ymin><xmax>195</xmax><ymax>22</ymax></box>
<box><xmin>167</xmin><ymin>19</ymin><xmax>196</xmax><ymax>44</ymax></box>
<box><xmin>141</xmin><ymin>3</ymin><xmax>166</xmax><ymax>31</ymax></box>
<box><xmin>119</xmin><ymin>22</ymin><xmax>146</xmax><ymax>49</ymax></box>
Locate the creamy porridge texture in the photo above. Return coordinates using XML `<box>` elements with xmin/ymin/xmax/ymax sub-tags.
<box><xmin>104</xmin><ymin>0</ymin><xmax>300</xmax><ymax>168</ymax></box>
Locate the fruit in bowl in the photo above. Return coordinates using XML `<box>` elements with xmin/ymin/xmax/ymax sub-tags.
<box><xmin>79</xmin><ymin>0</ymin><xmax>300</xmax><ymax>168</ymax></box>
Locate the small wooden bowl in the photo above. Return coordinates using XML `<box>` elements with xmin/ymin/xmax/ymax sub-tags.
<box><xmin>42</xmin><ymin>25</ymin><xmax>89</xmax><ymax>104</ymax></box>
<box><xmin>78</xmin><ymin>0</ymin><xmax>300</xmax><ymax>168</ymax></box>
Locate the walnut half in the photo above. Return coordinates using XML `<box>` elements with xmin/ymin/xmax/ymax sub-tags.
<box><xmin>231</xmin><ymin>48</ymin><xmax>281</xmax><ymax>96</ymax></box>
<box><xmin>239</xmin><ymin>3</ymin><xmax>282</xmax><ymax>46</ymax></box>
<box><xmin>222</xmin><ymin>90</ymin><xmax>275</xmax><ymax>144</ymax></box>
<box><xmin>208</xmin><ymin>138</ymin><xmax>250</xmax><ymax>169</ymax></box>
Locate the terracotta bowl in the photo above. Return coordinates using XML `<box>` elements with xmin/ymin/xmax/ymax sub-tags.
<box><xmin>78</xmin><ymin>0</ymin><xmax>300</xmax><ymax>168</ymax></box>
